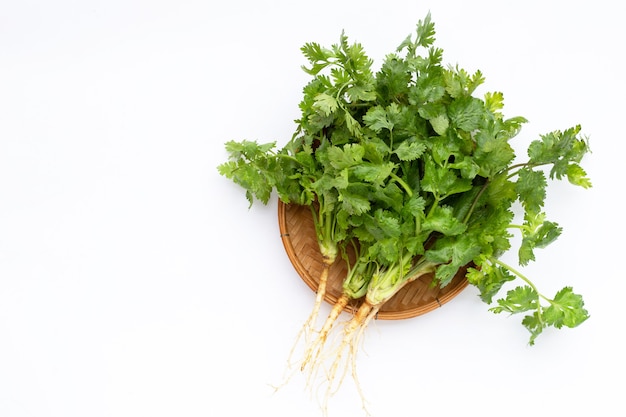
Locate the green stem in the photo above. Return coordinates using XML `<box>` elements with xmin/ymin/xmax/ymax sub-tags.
<box><xmin>505</xmin><ymin>161</ymin><xmax>550</xmax><ymax>179</ymax></box>
<box><xmin>462</xmin><ymin>179</ymin><xmax>489</xmax><ymax>224</ymax></box>
<box><xmin>406</xmin><ymin>257</ymin><xmax>437</xmax><ymax>280</ymax></box>
<box><xmin>275</xmin><ymin>153</ymin><xmax>304</xmax><ymax>165</ymax></box>
<box><xmin>493</xmin><ymin>258</ymin><xmax>547</xmax><ymax>329</ymax></box>
<box><xmin>507</xmin><ymin>224</ymin><xmax>526</xmax><ymax>231</ymax></box>
<box><xmin>493</xmin><ymin>259</ymin><xmax>534</xmax><ymax>291</ymax></box>
<box><xmin>390</xmin><ymin>172</ymin><xmax>413</xmax><ymax>197</ymax></box>
<box><xmin>311</xmin><ymin>203</ymin><xmax>338</xmax><ymax>261</ymax></box>
<box><xmin>427</xmin><ymin>197</ymin><xmax>440</xmax><ymax>219</ymax></box>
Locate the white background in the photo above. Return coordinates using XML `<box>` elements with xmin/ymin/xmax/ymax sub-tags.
<box><xmin>1</xmin><ymin>1</ymin><xmax>623</xmax><ymax>416</ymax></box>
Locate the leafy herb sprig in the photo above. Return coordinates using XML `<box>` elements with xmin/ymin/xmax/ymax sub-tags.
<box><xmin>218</xmin><ymin>13</ymin><xmax>592</xmax><ymax>354</ymax></box>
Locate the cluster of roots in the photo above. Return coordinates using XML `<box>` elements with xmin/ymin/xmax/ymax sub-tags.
<box><xmin>276</xmin><ymin>263</ymin><xmax>380</xmax><ymax>415</ymax></box>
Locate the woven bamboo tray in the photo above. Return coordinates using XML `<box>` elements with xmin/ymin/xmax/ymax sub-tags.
<box><xmin>278</xmin><ymin>200</ymin><xmax>470</xmax><ymax>320</ymax></box>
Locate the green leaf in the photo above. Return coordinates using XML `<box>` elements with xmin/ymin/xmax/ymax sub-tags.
<box><xmin>521</xmin><ymin>312</ymin><xmax>544</xmax><ymax>346</ymax></box>
<box><xmin>516</xmin><ymin>168</ymin><xmax>547</xmax><ymax>214</ymax></box>
<box><xmin>301</xmin><ymin>42</ymin><xmax>332</xmax><ymax>62</ymax></box>
<box><xmin>544</xmin><ymin>287</ymin><xmax>589</xmax><ymax>328</ymax></box>
<box><xmin>443</xmin><ymin>67</ymin><xmax>485</xmax><ymax>98</ymax></box>
<box><xmin>415</xmin><ymin>12</ymin><xmax>436</xmax><ymax>47</ymax></box>
<box><xmin>472</xmin><ymin>119</ymin><xmax>516</xmax><ymax>177</ymax></box>
<box><xmin>408</xmin><ymin>72</ymin><xmax>446</xmax><ymax>105</ymax></box>
<box><xmin>430</xmin><ymin>114</ymin><xmax>449</xmax><ymax>135</ymax></box>
<box><xmin>527</xmin><ymin>125</ymin><xmax>592</xmax><ymax>184</ymax></box>
<box><xmin>394</xmin><ymin>140</ymin><xmax>427</xmax><ymax>161</ymax></box>
<box><xmin>362</xmin><ymin>136</ymin><xmax>392</xmax><ymax>164</ymax></box>
<box><xmin>325</xmin><ymin>143</ymin><xmax>365</xmax><ymax>170</ymax></box>
<box><xmin>422</xmin><ymin>156</ymin><xmax>473</xmax><ymax>199</ymax></box>
<box><xmin>484</xmin><ymin>91</ymin><xmax>504</xmax><ymax>116</ymax></box>
<box><xmin>417</xmin><ymin>102</ymin><xmax>446</xmax><ymax>122</ymax></box>
<box><xmin>449</xmin><ymin>155</ymin><xmax>479</xmax><ymax>179</ymax></box>
<box><xmin>491</xmin><ymin>285</ymin><xmax>538</xmax><ymax>314</ymax></box>
<box><xmin>566</xmin><ymin>163</ymin><xmax>592</xmax><ymax>188</ymax></box>
<box><xmin>376</xmin><ymin>54</ymin><xmax>411</xmax><ymax>103</ymax></box>
<box><xmin>351</xmin><ymin>161</ymin><xmax>396</xmax><ymax>185</ymax></box>
<box><xmin>357</xmin><ymin>209</ymin><xmax>402</xmax><ymax>242</ymax></box>
<box><xmin>448</xmin><ymin>96</ymin><xmax>484</xmax><ymax>132</ymax></box>
<box><xmin>422</xmin><ymin>205</ymin><xmax>467</xmax><ymax>236</ymax></box>
<box><xmin>344</xmin><ymin>112</ymin><xmax>363</xmax><ymax>138</ymax></box>
<box><xmin>518</xmin><ymin>211</ymin><xmax>562</xmax><ymax>266</ymax></box>
<box><xmin>520</xmin><ymin>287</ymin><xmax>589</xmax><ymax>345</ymax></box>
<box><xmin>363</xmin><ymin>106</ymin><xmax>393</xmax><ymax>132</ymax></box>
<box><xmin>223</xmin><ymin>139</ymin><xmax>276</xmax><ymax>159</ymax></box>
<box><xmin>347</xmin><ymin>84</ymin><xmax>377</xmax><ymax>102</ymax></box>
<box><xmin>485</xmin><ymin>174</ymin><xmax>517</xmax><ymax>208</ymax></box>
<box><xmin>363</xmin><ymin>103</ymin><xmax>403</xmax><ymax>134</ymax></box>
<box><xmin>339</xmin><ymin>189</ymin><xmax>371</xmax><ymax>215</ymax></box>
<box><xmin>427</xmin><ymin>234</ymin><xmax>482</xmax><ymax>286</ymax></box>
<box><xmin>373</xmin><ymin>182</ymin><xmax>405</xmax><ymax>213</ymax></box>
<box><xmin>313</xmin><ymin>93</ymin><xmax>339</xmax><ymax>116</ymax></box>
<box><xmin>466</xmin><ymin>263</ymin><xmax>516</xmax><ymax>304</ymax></box>
<box><xmin>404</xmin><ymin>194</ymin><xmax>427</xmax><ymax>218</ymax></box>
<box><xmin>300</xmin><ymin>42</ymin><xmax>333</xmax><ymax>74</ymax></box>
<box><xmin>218</xmin><ymin>140</ymin><xmax>282</xmax><ymax>206</ymax></box>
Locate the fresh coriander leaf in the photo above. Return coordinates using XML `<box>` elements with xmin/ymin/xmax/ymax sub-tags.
<box><xmin>394</xmin><ymin>140</ymin><xmax>427</xmax><ymax>161</ymax></box>
<box><xmin>347</xmin><ymin>84</ymin><xmax>377</xmax><ymax>102</ymax></box>
<box><xmin>422</xmin><ymin>156</ymin><xmax>473</xmax><ymax>199</ymax></box>
<box><xmin>448</xmin><ymin>155</ymin><xmax>479</xmax><ymax>179</ymax></box>
<box><xmin>518</xmin><ymin>212</ymin><xmax>562</xmax><ymax>265</ymax></box>
<box><xmin>403</xmin><ymin>194</ymin><xmax>427</xmax><ymax>218</ymax></box>
<box><xmin>429</xmin><ymin>114</ymin><xmax>449</xmax><ymax>136</ymax></box>
<box><xmin>466</xmin><ymin>263</ymin><xmax>516</xmax><ymax>304</ymax></box>
<box><xmin>566</xmin><ymin>163</ymin><xmax>592</xmax><ymax>188</ymax></box>
<box><xmin>484</xmin><ymin>91</ymin><xmax>504</xmax><ymax>116</ymax></box>
<box><xmin>448</xmin><ymin>96</ymin><xmax>485</xmax><ymax>132</ymax></box>
<box><xmin>351</xmin><ymin>162</ymin><xmax>396</xmax><ymax>185</ymax></box>
<box><xmin>363</xmin><ymin>106</ymin><xmax>394</xmax><ymax>132</ymax></box>
<box><xmin>527</xmin><ymin>125</ymin><xmax>592</xmax><ymax>186</ymax></box>
<box><xmin>408</xmin><ymin>72</ymin><xmax>446</xmax><ymax>105</ymax></box>
<box><xmin>415</xmin><ymin>12</ymin><xmax>436</xmax><ymax>48</ymax></box>
<box><xmin>427</xmin><ymin>234</ymin><xmax>482</xmax><ymax>286</ymax></box>
<box><xmin>544</xmin><ymin>286</ymin><xmax>589</xmax><ymax>328</ymax></box>
<box><xmin>416</xmin><ymin>101</ymin><xmax>446</xmax><ymax>122</ymax></box>
<box><xmin>376</xmin><ymin>55</ymin><xmax>411</xmax><ymax>104</ymax></box>
<box><xmin>218</xmin><ymin>140</ymin><xmax>283</xmax><ymax>206</ymax></box>
<box><xmin>515</xmin><ymin>168</ymin><xmax>547</xmax><ymax>214</ymax></box>
<box><xmin>472</xmin><ymin>119</ymin><xmax>517</xmax><ymax>177</ymax></box>
<box><xmin>300</xmin><ymin>42</ymin><xmax>334</xmax><ymax>75</ymax></box>
<box><xmin>338</xmin><ymin>188</ymin><xmax>372</xmax><ymax>215</ymax></box>
<box><xmin>443</xmin><ymin>67</ymin><xmax>485</xmax><ymax>98</ymax></box>
<box><xmin>422</xmin><ymin>205</ymin><xmax>467</xmax><ymax>236</ymax></box>
<box><xmin>313</xmin><ymin>93</ymin><xmax>339</xmax><ymax>116</ymax></box>
<box><xmin>373</xmin><ymin>182</ymin><xmax>404</xmax><ymax>213</ymax></box>
<box><xmin>344</xmin><ymin>112</ymin><xmax>363</xmax><ymax>138</ymax></box>
<box><xmin>491</xmin><ymin>285</ymin><xmax>538</xmax><ymax>314</ymax></box>
<box><xmin>522</xmin><ymin>312</ymin><xmax>544</xmax><ymax>346</ymax></box>
<box><xmin>325</xmin><ymin>143</ymin><xmax>365</xmax><ymax>170</ymax></box>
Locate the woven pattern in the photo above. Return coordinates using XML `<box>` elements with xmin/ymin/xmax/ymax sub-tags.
<box><xmin>278</xmin><ymin>201</ymin><xmax>470</xmax><ymax>320</ymax></box>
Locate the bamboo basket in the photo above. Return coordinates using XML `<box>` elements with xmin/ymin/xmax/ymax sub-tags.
<box><xmin>278</xmin><ymin>200</ymin><xmax>470</xmax><ymax>320</ymax></box>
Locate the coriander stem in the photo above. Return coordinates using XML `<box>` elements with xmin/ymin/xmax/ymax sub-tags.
<box><xmin>427</xmin><ymin>197</ymin><xmax>440</xmax><ymax>219</ymax></box>
<box><xmin>492</xmin><ymin>259</ymin><xmax>549</xmax><ymax>303</ymax></box>
<box><xmin>505</xmin><ymin>161</ymin><xmax>550</xmax><ymax>179</ymax></box>
<box><xmin>276</xmin><ymin>153</ymin><xmax>304</xmax><ymax>165</ymax></box>
<box><xmin>463</xmin><ymin>179</ymin><xmax>489</xmax><ymax>224</ymax></box>
<box><xmin>494</xmin><ymin>258</ymin><xmax>548</xmax><ymax>328</ymax></box>
<box><xmin>493</xmin><ymin>258</ymin><xmax>534</xmax><ymax>290</ymax></box>
<box><xmin>390</xmin><ymin>172</ymin><xmax>413</xmax><ymax>197</ymax></box>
